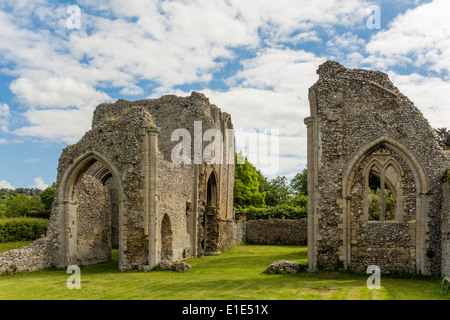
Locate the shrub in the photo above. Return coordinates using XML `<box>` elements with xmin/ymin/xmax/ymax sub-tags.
<box><xmin>27</xmin><ymin>210</ymin><xmax>51</xmax><ymax>219</ymax></box>
<box><xmin>0</xmin><ymin>218</ymin><xmax>48</xmax><ymax>243</ymax></box>
<box><xmin>235</xmin><ymin>204</ymin><xmax>307</xmax><ymax>221</ymax></box>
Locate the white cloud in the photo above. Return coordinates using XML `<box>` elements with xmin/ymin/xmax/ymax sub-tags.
<box><xmin>388</xmin><ymin>71</ymin><xmax>450</xmax><ymax>129</ymax></box>
<box><xmin>228</xmin><ymin>0</ymin><xmax>372</xmax><ymax>43</ymax></box>
<box><xmin>365</xmin><ymin>0</ymin><xmax>450</xmax><ymax>73</ymax></box>
<box><xmin>0</xmin><ymin>180</ymin><xmax>14</xmax><ymax>189</ymax></box>
<box><xmin>203</xmin><ymin>47</ymin><xmax>322</xmax><ymax>177</ymax></box>
<box><xmin>13</xmin><ymin>105</ymin><xmax>95</xmax><ymax>144</ymax></box>
<box><xmin>10</xmin><ymin>77</ymin><xmax>111</xmax><ymax>108</ymax></box>
<box><xmin>28</xmin><ymin>177</ymin><xmax>48</xmax><ymax>190</ymax></box>
<box><xmin>0</xmin><ymin>0</ymin><xmax>374</xmax><ymax>145</ymax></box>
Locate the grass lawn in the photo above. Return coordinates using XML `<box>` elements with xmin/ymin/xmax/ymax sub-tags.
<box><xmin>0</xmin><ymin>242</ymin><xmax>448</xmax><ymax>300</ymax></box>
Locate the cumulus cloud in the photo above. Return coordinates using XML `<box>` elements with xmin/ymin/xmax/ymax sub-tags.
<box><xmin>0</xmin><ymin>180</ymin><xmax>14</xmax><ymax>189</ymax></box>
<box><xmin>0</xmin><ymin>0</ymin><xmax>374</xmax><ymax>145</ymax></box>
<box><xmin>202</xmin><ymin>47</ymin><xmax>322</xmax><ymax>177</ymax></box>
<box><xmin>10</xmin><ymin>77</ymin><xmax>111</xmax><ymax>108</ymax></box>
<box><xmin>28</xmin><ymin>177</ymin><xmax>48</xmax><ymax>190</ymax></box>
<box><xmin>365</xmin><ymin>0</ymin><xmax>450</xmax><ymax>73</ymax></box>
<box><xmin>13</xmin><ymin>105</ymin><xmax>96</xmax><ymax>144</ymax></box>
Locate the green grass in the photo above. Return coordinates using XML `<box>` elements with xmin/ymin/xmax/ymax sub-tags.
<box><xmin>0</xmin><ymin>242</ymin><xmax>448</xmax><ymax>300</ymax></box>
<box><xmin>0</xmin><ymin>241</ymin><xmax>33</xmax><ymax>253</ymax></box>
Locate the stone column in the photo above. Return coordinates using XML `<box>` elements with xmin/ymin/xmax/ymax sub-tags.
<box><xmin>304</xmin><ymin>116</ymin><xmax>317</xmax><ymax>271</ymax></box>
<box><xmin>144</xmin><ymin>126</ymin><xmax>159</xmax><ymax>267</ymax></box>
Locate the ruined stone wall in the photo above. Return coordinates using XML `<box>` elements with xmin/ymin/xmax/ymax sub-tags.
<box><xmin>105</xmin><ymin>178</ymin><xmax>120</xmax><ymax>249</ymax></box>
<box><xmin>93</xmin><ymin>92</ymin><xmax>236</xmax><ymax>258</ymax></box>
<box><xmin>0</xmin><ymin>237</ymin><xmax>54</xmax><ymax>275</ymax></box>
<box><xmin>442</xmin><ymin>177</ymin><xmax>450</xmax><ymax>277</ymax></box>
<box><xmin>75</xmin><ymin>174</ymin><xmax>112</xmax><ymax>266</ymax></box>
<box><xmin>92</xmin><ymin>92</ymin><xmax>228</xmax><ymax>163</ymax></box>
<box><xmin>216</xmin><ymin>220</ymin><xmax>240</xmax><ymax>251</ymax></box>
<box><xmin>53</xmin><ymin>107</ymin><xmax>154</xmax><ymax>269</ymax></box>
<box><xmin>156</xmin><ymin>156</ymin><xmax>194</xmax><ymax>261</ymax></box>
<box><xmin>1</xmin><ymin>92</ymin><xmax>236</xmax><ymax>273</ymax></box>
<box><xmin>243</xmin><ymin>219</ymin><xmax>308</xmax><ymax>245</ymax></box>
<box><xmin>306</xmin><ymin>61</ymin><xmax>450</xmax><ymax>274</ymax></box>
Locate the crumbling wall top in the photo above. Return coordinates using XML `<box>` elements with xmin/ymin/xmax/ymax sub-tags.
<box><xmin>315</xmin><ymin>60</ymin><xmax>397</xmax><ymax>94</ymax></box>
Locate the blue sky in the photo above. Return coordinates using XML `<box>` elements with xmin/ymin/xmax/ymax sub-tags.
<box><xmin>0</xmin><ymin>0</ymin><xmax>449</xmax><ymax>189</ymax></box>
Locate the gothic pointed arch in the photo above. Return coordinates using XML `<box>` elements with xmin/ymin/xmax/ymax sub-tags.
<box><xmin>340</xmin><ymin>135</ymin><xmax>430</xmax><ymax>274</ymax></box>
<box><xmin>56</xmin><ymin>150</ymin><xmax>126</xmax><ymax>270</ymax></box>
<box><xmin>206</xmin><ymin>170</ymin><xmax>218</xmax><ymax>208</ymax></box>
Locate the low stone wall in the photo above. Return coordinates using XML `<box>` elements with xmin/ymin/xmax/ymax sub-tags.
<box><xmin>0</xmin><ymin>236</ymin><xmax>55</xmax><ymax>275</ymax></box>
<box><xmin>240</xmin><ymin>219</ymin><xmax>307</xmax><ymax>245</ymax></box>
<box><xmin>442</xmin><ymin>180</ymin><xmax>450</xmax><ymax>277</ymax></box>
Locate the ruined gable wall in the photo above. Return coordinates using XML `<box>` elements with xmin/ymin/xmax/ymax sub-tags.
<box><xmin>308</xmin><ymin>61</ymin><xmax>450</xmax><ymax>274</ymax></box>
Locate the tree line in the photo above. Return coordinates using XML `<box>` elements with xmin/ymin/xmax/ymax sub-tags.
<box><xmin>0</xmin><ymin>185</ymin><xmax>55</xmax><ymax>218</ymax></box>
<box><xmin>234</xmin><ymin>152</ymin><xmax>307</xmax><ymax>220</ymax></box>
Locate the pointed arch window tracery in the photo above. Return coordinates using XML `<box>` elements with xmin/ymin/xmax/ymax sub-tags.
<box><xmin>363</xmin><ymin>148</ymin><xmax>404</xmax><ymax>222</ymax></box>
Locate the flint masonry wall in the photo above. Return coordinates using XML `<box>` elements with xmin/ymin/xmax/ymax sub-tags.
<box><xmin>0</xmin><ymin>92</ymin><xmax>238</xmax><ymax>275</ymax></box>
<box><xmin>243</xmin><ymin>219</ymin><xmax>308</xmax><ymax>245</ymax></box>
<box><xmin>305</xmin><ymin>61</ymin><xmax>450</xmax><ymax>275</ymax></box>
<box><xmin>93</xmin><ymin>92</ymin><xmax>236</xmax><ymax>257</ymax></box>
<box><xmin>442</xmin><ymin>176</ymin><xmax>450</xmax><ymax>277</ymax></box>
<box><xmin>74</xmin><ymin>174</ymin><xmax>112</xmax><ymax>266</ymax></box>
<box><xmin>227</xmin><ymin>219</ymin><xmax>307</xmax><ymax>246</ymax></box>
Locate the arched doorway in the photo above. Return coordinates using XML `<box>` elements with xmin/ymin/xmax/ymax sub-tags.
<box><xmin>57</xmin><ymin>151</ymin><xmax>125</xmax><ymax>269</ymax></box>
<box><xmin>202</xmin><ymin>171</ymin><xmax>219</xmax><ymax>254</ymax></box>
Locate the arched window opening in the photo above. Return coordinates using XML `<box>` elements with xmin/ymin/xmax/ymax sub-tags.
<box><xmin>207</xmin><ymin>172</ymin><xmax>217</xmax><ymax>208</ymax></box>
<box><xmin>365</xmin><ymin>159</ymin><xmax>401</xmax><ymax>222</ymax></box>
<box><xmin>368</xmin><ymin>167</ymin><xmax>381</xmax><ymax>221</ymax></box>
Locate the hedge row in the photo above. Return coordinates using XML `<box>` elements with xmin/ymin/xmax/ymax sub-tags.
<box><xmin>0</xmin><ymin>218</ymin><xmax>48</xmax><ymax>243</ymax></box>
<box><xmin>235</xmin><ymin>204</ymin><xmax>307</xmax><ymax>221</ymax></box>
<box><xmin>26</xmin><ymin>210</ymin><xmax>51</xmax><ymax>219</ymax></box>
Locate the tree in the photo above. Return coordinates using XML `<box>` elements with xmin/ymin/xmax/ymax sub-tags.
<box><xmin>435</xmin><ymin>127</ymin><xmax>450</xmax><ymax>150</ymax></box>
<box><xmin>290</xmin><ymin>168</ymin><xmax>308</xmax><ymax>196</ymax></box>
<box><xmin>40</xmin><ymin>184</ymin><xmax>56</xmax><ymax>210</ymax></box>
<box><xmin>234</xmin><ymin>152</ymin><xmax>266</xmax><ymax>208</ymax></box>
<box><xmin>264</xmin><ymin>175</ymin><xmax>290</xmax><ymax>207</ymax></box>
<box><xmin>4</xmin><ymin>194</ymin><xmax>44</xmax><ymax>217</ymax></box>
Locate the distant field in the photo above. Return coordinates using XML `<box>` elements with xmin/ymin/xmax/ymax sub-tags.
<box><xmin>0</xmin><ymin>243</ymin><xmax>448</xmax><ymax>300</ymax></box>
